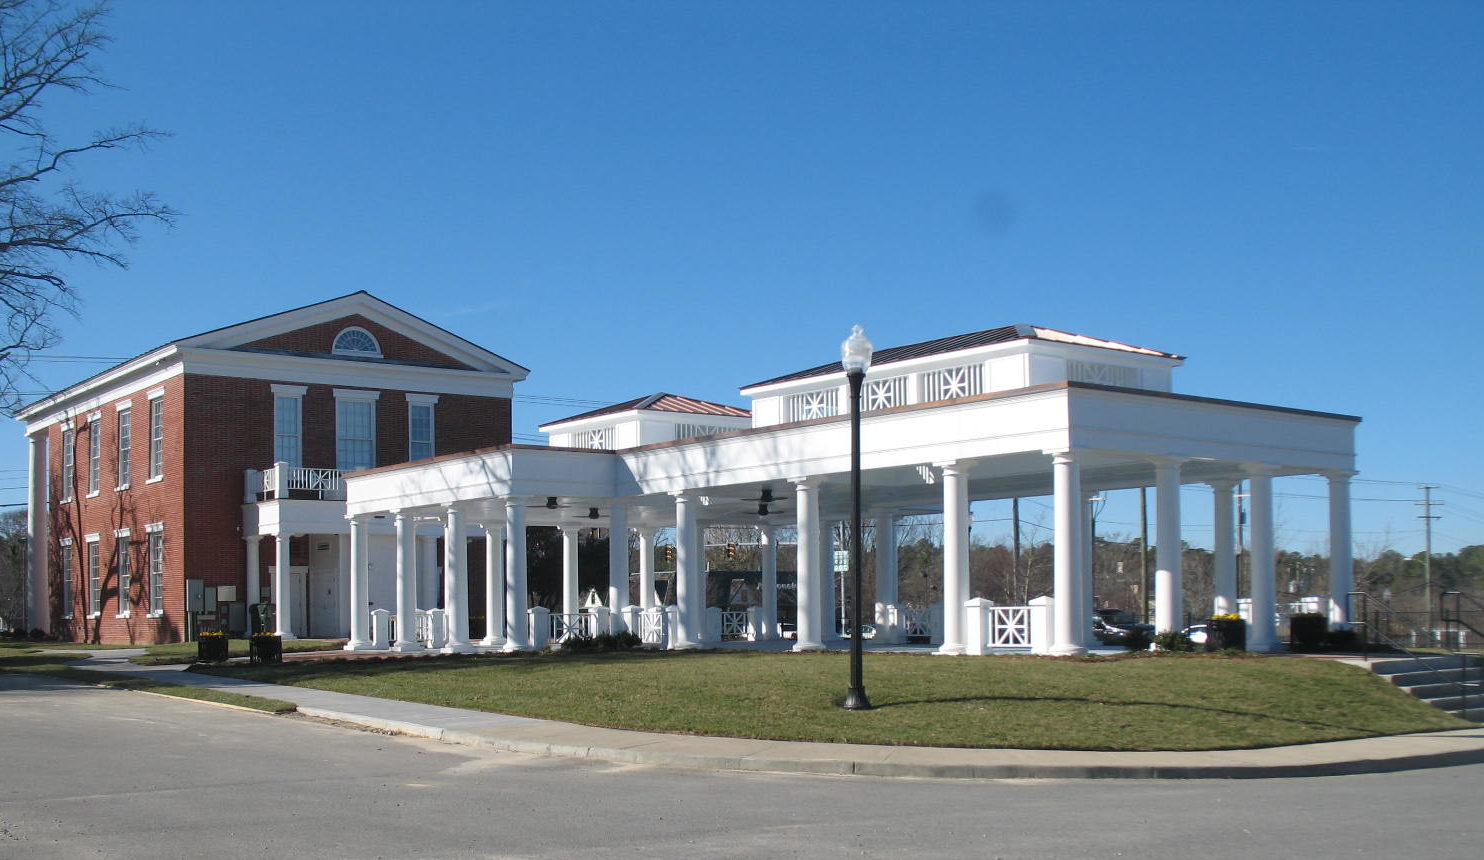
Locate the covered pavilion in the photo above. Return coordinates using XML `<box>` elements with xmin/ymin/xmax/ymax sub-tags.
<box><xmin>340</xmin><ymin>324</ymin><xmax>1359</xmax><ymax>656</ymax></box>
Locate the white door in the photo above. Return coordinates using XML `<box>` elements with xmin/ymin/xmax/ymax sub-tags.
<box><xmin>308</xmin><ymin>540</ymin><xmax>340</xmax><ymax>638</ymax></box>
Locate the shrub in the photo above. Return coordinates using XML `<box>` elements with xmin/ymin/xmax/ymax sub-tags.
<box><xmin>1123</xmin><ymin>628</ymin><xmax>1153</xmax><ymax>651</ymax></box>
<box><xmin>556</xmin><ymin>631</ymin><xmax>643</xmax><ymax>653</ymax></box>
<box><xmin>1153</xmin><ymin>630</ymin><xmax>1196</xmax><ymax>652</ymax></box>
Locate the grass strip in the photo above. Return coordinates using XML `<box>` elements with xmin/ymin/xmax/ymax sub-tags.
<box><xmin>129</xmin><ymin>638</ymin><xmax>347</xmax><ymax>665</ymax></box>
<box><xmin>193</xmin><ymin>649</ymin><xmax>1473</xmax><ymax>751</ymax></box>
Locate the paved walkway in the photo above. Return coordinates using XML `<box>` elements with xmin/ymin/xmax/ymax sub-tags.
<box><xmin>55</xmin><ymin>649</ymin><xmax>1484</xmax><ymax>781</ymax></box>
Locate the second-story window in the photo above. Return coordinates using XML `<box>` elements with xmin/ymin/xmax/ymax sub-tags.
<box><xmin>116</xmin><ymin>406</ymin><xmax>131</xmax><ymax>488</ymax></box>
<box><xmin>335</xmin><ymin>390</ymin><xmax>378</xmax><ymax>472</ymax></box>
<box><xmin>272</xmin><ymin>385</ymin><xmax>307</xmax><ymax>467</ymax></box>
<box><xmin>86</xmin><ymin>415</ymin><xmax>101</xmax><ymax>495</ymax></box>
<box><xmin>61</xmin><ymin>426</ymin><xmax>75</xmax><ymax>501</ymax></box>
<box><xmin>407</xmin><ymin>394</ymin><xmax>437</xmax><ymax>461</ymax></box>
<box><xmin>148</xmin><ymin>395</ymin><xmax>165</xmax><ymax>480</ymax></box>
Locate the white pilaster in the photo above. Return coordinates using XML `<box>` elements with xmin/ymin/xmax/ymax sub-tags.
<box><xmin>1049</xmin><ymin>452</ymin><xmax>1086</xmax><ymax>655</ymax></box>
<box><xmin>607</xmin><ymin>503</ymin><xmax>629</xmax><ymax>612</ymax></box>
<box><xmin>273</xmin><ymin>532</ymin><xmax>298</xmax><ymax>639</ymax></box>
<box><xmin>560</xmin><ymin>526</ymin><xmax>580</xmax><ymax>617</ymax></box>
<box><xmin>346</xmin><ymin>516</ymin><xmax>372</xmax><ymax>649</ymax></box>
<box><xmin>672</xmin><ymin>493</ymin><xmax>702</xmax><ymax>649</ymax></box>
<box><xmin>244</xmin><ymin>536</ymin><xmax>261</xmax><ymax>609</ymax></box>
<box><xmin>637</xmin><ymin>527</ymin><xmax>658</xmax><ymax>610</ymax></box>
<box><xmin>938</xmin><ymin>462</ymin><xmax>970</xmax><ymax>655</ymax></box>
<box><xmin>442</xmin><ymin>505</ymin><xmax>474</xmax><ymax>652</ymax></box>
<box><xmin>391</xmin><ymin>513</ymin><xmax>421</xmax><ymax>651</ymax></box>
<box><xmin>1080</xmin><ymin>489</ymin><xmax>1095</xmax><ymax>628</ymax></box>
<box><xmin>822</xmin><ymin>519</ymin><xmax>839</xmax><ymax>639</ymax></box>
<box><xmin>873</xmin><ymin>510</ymin><xmax>899</xmax><ymax>607</ymax></box>
<box><xmin>1327</xmin><ymin>471</ymin><xmax>1355</xmax><ymax>627</ymax></box>
<box><xmin>1246</xmin><ymin>468</ymin><xmax>1278</xmax><ymax>651</ymax></box>
<box><xmin>759</xmin><ymin>524</ymin><xmax>778</xmax><ymax>640</ymax></box>
<box><xmin>1153</xmin><ymin>458</ymin><xmax>1184</xmax><ymax>633</ymax></box>
<box><xmin>336</xmin><ymin>533</ymin><xmax>351</xmax><ymax>636</ymax></box>
<box><xmin>792</xmin><ymin>478</ymin><xmax>825</xmax><ymax>651</ymax></box>
<box><xmin>1210</xmin><ymin>480</ymin><xmax>1237</xmax><ymax>616</ymax></box>
<box><xmin>480</xmin><ymin>522</ymin><xmax>506</xmax><ymax>647</ymax></box>
<box><xmin>502</xmin><ymin>501</ymin><xmax>532</xmax><ymax>652</ymax></box>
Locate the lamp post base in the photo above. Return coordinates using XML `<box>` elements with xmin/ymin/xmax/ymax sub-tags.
<box><xmin>843</xmin><ymin>686</ymin><xmax>873</xmax><ymax>710</ymax></box>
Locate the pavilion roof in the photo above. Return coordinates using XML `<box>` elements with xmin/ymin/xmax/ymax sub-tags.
<box><xmin>543</xmin><ymin>392</ymin><xmax>750</xmax><ymax>427</ymax></box>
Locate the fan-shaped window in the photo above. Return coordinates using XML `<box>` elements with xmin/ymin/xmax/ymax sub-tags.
<box><xmin>332</xmin><ymin>327</ymin><xmax>382</xmax><ymax>357</ymax></box>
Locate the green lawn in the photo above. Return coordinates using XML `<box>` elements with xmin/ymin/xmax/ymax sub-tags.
<box><xmin>0</xmin><ymin>640</ymin><xmax>296</xmax><ymax>713</ymax></box>
<box><xmin>194</xmin><ymin>649</ymin><xmax>1474</xmax><ymax>751</ymax></box>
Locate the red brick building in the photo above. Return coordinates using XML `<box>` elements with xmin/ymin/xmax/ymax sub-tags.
<box><xmin>18</xmin><ymin>293</ymin><xmax>526</xmax><ymax>643</ymax></box>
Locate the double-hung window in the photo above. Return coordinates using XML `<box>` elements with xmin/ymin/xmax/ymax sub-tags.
<box><xmin>146</xmin><ymin>524</ymin><xmax>165</xmax><ymax>616</ymax></box>
<box><xmin>407</xmin><ymin>394</ymin><xmax>437</xmax><ymax>461</ymax></box>
<box><xmin>272</xmin><ymin>385</ymin><xmax>306</xmax><ymax>467</ymax></box>
<box><xmin>147</xmin><ymin>391</ymin><xmax>165</xmax><ymax>480</ymax></box>
<box><xmin>115</xmin><ymin>530</ymin><xmax>131</xmax><ymax>617</ymax></box>
<box><xmin>116</xmin><ymin>405</ymin><xmax>132</xmax><ymax>489</ymax></box>
<box><xmin>334</xmin><ymin>390</ymin><xmax>378</xmax><ymax>472</ymax></box>
<box><xmin>61</xmin><ymin>426</ymin><xmax>75</xmax><ymax>502</ymax></box>
<box><xmin>86</xmin><ymin>414</ymin><xmax>101</xmax><ymax>495</ymax></box>
<box><xmin>59</xmin><ymin>538</ymin><xmax>74</xmax><ymax>619</ymax></box>
<box><xmin>85</xmin><ymin>536</ymin><xmax>101</xmax><ymax>617</ymax></box>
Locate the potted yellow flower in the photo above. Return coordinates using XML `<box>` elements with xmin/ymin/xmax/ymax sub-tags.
<box><xmin>1207</xmin><ymin>613</ymin><xmax>1246</xmax><ymax>651</ymax></box>
<box><xmin>196</xmin><ymin>631</ymin><xmax>229</xmax><ymax>662</ymax></box>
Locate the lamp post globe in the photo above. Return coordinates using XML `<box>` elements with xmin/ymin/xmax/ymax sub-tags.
<box><xmin>841</xmin><ymin>324</ymin><xmax>872</xmax><ymax>710</ymax></box>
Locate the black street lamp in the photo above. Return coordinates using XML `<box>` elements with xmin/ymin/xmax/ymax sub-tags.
<box><xmin>841</xmin><ymin>325</ymin><xmax>873</xmax><ymax>710</ymax></box>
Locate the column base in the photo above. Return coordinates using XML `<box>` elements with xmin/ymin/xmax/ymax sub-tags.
<box><xmin>389</xmin><ymin>641</ymin><xmax>424</xmax><ymax>653</ymax></box>
<box><xmin>669</xmin><ymin>641</ymin><xmax>703</xmax><ymax>651</ymax></box>
<box><xmin>442</xmin><ymin>642</ymin><xmax>478</xmax><ymax>654</ymax></box>
<box><xmin>277</xmin><ymin>632</ymin><xmax>299</xmax><ymax>641</ymax></box>
<box><xmin>500</xmin><ymin>641</ymin><xmax>534</xmax><ymax>653</ymax></box>
<box><xmin>479</xmin><ymin>636</ymin><xmax>507</xmax><ymax>648</ymax></box>
<box><xmin>345</xmin><ymin>639</ymin><xmax>375</xmax><ymax>651</ymax></box>
<box><xmin>1048</xmin><ymin>644</ymin><xmax>1088</xmax><ymax>656</ymax></box>
<box><xmin>935</xmin><ymin>644</ymin><xmax>966</xmax><ymax>656</ymax></box>
<box><xmin>792</xmin><ymin>641</ymin><xmax>826</xmax><ymax>652</ymax></box>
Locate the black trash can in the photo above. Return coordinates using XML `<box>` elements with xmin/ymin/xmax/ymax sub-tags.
<box><xmin>1207</xmin><ymin>617</ymin><xmax>1247</xmax><ymax>651</ymax></box>
<box><xmin>196</xmin><ymin>634</ymin><xmax>229</xmax><ymax>662</ymax></box>
<box><xmin>249</xmin><ymin>633</ymin><xmax>283</xmax><ymax>665</ymax></box>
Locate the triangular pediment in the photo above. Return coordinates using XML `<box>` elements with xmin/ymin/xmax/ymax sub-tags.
<box><xmin>174</xmin><ymin>291</ymin><xmax>529</xmax><ymax>377</ymax></box>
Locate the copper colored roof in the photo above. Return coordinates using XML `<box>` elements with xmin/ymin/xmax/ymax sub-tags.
<box><xmin>544</xmin><ymin>392</ymin><xmax>750</xmax><ymax>427</ymax></box>
<box><xmin>742</xmin><ymin>325</ymin><xmax>1181</xmax><ymax>389</ymax></box>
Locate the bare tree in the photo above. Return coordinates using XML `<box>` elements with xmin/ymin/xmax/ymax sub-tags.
<box><xmin>0</xmin><ymin>1</ymin><xmax>173</xmax><ymax>412</ymax></box>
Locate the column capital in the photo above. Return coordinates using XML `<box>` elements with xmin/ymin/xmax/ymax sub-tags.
<box><xmin>558</xmin><ymin>524</ymin><xmax>581</xmax><ymax>536</ymax></box>
<box><xmin>1207</xmin><ymin>477</ymin><xmax>1238</xmax><ymax>492</ymax></box>
<box><xmin>1147</xmin><ymin>454</ymin><xmax>1186</xmax><ymax>469</ymax></box>
<box><xmin>1323</xmin><ymin>469</ymin><xmax>1358</xmax><ymax>482</ymax></box>
<box><xmin>344</xmin><ymin>513</ymin><xmax>368</xmax><ymax>524</ymax></box>
<box><xmin>789</xmin><ymin>476</ymin><xmax>818</xmax><ymax>490</ymax></box>
<box><xmin>1241</xmin><ymin>461</ymin><xmax>1277</xmax><ymax>478</ymax></box>
<box><xmin>1043</xmin><ymin>449</ymin><xmax>1079</xmax><ymax>465</ymax></box>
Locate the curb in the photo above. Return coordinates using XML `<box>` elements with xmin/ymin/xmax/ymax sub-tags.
<box><xmin>292</xmin><ymin>706</ymin><xmax>1484</xmax><ymax>781</ymax></box>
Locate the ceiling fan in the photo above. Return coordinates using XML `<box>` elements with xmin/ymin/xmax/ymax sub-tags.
<box><xmin>741</xmin><ymin>487</ymin><xmax>782</xmax><ymax>504</ymax></box>
<box><xmin>528</xmin><ymin>496</ymin><xmax>570</xmax><ymax>510</ymax></box>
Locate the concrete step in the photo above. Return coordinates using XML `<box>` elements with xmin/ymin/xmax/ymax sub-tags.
<box><xmin>1426</xmin><ymin>694</ymin><xmax>1484</xmax><ymax>713</ymax></box>
<box><xmin>1397</xmin><ymin>680</ymin><xmax>1484</xmax><ymax>699</ymax></box>
<box><xmin>1369</xmin><ymin>655</ymin><xmax>1482</xmax><ymax>676</ymax></box>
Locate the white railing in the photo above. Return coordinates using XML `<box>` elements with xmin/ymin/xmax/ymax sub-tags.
<box><xmin>257</xmin><ymin>464</ymin><xmax>346</xmax><ymax>500</ymax></box>
<box><xmin>414</xmin><ymin>610</ymin><xmax>433</xmax><ymax>646</ymax></box>
<box><xmin>987</xmin><ymin>606</ymin><xmax>1031</xmax><ymax>648</ymax></box>
<box><xmin>919</xmin><ymin>363</ymin><xmax>983</xmax><ymax>402</ymax></box>
<box><xmin>902</xmin><ymin>606</ymin><xmax>932</xmax><ymax>637</ymax></box>
<box><xmin>638</xmin><ymin>609</ymin><xmax>665</xmax><ymax>645</ymax></box>
<box><xmin>551</xmin><ymin>612</ymin><xmax>584</xmax><ymax>643</ymax></box>
<box><xmin>721</xmin><ymin>610</ymin><xmax>749</xmax><ymax>639</ymax></box>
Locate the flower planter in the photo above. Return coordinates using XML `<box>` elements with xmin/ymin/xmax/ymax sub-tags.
<box><xmin>249</xmin><ymin>634</ymin><xmax>283</xmax><ymax>665</ymax></box>
<box><xmin>196</xmin><ymin>635</ymin><xmax>229</xmax><ymax>663</ymax></box>
<box><xmin>1206</xmin><ymin>618</ymin><xmax>1246</xmax><ymax>651</ymax></box>
<box><xmin>1289</xmin><ymin>614</ymin><xmax>1328</xmax><ymax>650</ymax></box>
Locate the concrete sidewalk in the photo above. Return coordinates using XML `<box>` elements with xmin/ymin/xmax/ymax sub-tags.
<box><xmin>62</xmin><ymin>650</ymin><xmax>1484</xmax><ymax>781</ymax></box>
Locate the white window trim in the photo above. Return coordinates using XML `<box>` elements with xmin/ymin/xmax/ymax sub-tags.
<box><xmin>84</xmin><ymin>534</ymin><xmax>101</xmax><ymax>619</ymax></box>
<box><xmin>334</xmin><ymin>389</ymin><xmax>380</xmax><ymax>472</ymax></box>
<box><xmin>406</xmin><ymin>393</ymin><xmax>438</xmax><ymax>460</ymax></box>
<box><xmin>145</xmin><ymin>522</ymin><xmax>165</xmax><ymax>618</ymax></box>
<box><xmin>115</xmin><ymin>404</ymin><xmax>132</xmax><ymax>491</ymax></box>
<box><xmin>60</xmin><ymin>424</ymin><xmax>75</xmax><ymax>503</ymax></box>
<box><xmin>59</xmin><ymin>537</ymin><xmax>74</xmax><ymax>620</ymax></box>
<box><xmin>86</xmin><ymin>411</ymin><xmax>102</xmax><ymax>497</ymax></box>
<box><xmin>146</xmin><ymin>394</ymin><xmax>165</xmax><ymax>482</ymax></box>
<box><xmin>272</xmin><ymin>384</ymin><xmax>307</xmax><ymax>468</ymax></box>
<box><xmin>114</xmin><ymin>528</ymin><xmax>132</xmax><ymax>618</ymax></box>
<box><xmin>332</xmin><ymin>326</ymin><xmax>383</xmax><ymax>357</ymax></box>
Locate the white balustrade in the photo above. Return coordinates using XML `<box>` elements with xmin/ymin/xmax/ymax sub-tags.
<box><xmin>550</xmin><ymin>612</ymin><xmax>584</xmax><ymax>643</ymax></box>
<box><xmin>721</xmin><ymin>610</ymin><xmax>749</xmax><ymax>639</ymax></box>
<box><xmin>255</xmin><ymin>465</ymin><xmax>346</xmax><ymax>501</ymax></box>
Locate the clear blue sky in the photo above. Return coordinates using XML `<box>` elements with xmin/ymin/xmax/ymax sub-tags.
<box><xmin>9</xmin><ymin>1</ymin><xmax>1482</xmax><ymax>556</ymax></box>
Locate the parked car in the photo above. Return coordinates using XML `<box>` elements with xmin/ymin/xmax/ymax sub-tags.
<box><xmin>1092</xmin><ymin>608</ymin><xmax>1155</xmax><ymax>644</ymax></box>
<box><xmin>1183</xmin><ymin>624</ymin><xmax>1209</xmax><ymax>646</ymax></box>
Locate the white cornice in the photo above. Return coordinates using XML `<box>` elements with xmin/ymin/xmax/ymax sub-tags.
<box><xmin>176</xmin><ymin>348</ymin><xmax>518</xmax><ymax>398</ymax></box>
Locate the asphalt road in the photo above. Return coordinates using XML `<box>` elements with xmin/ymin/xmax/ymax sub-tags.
<box><xmin>2</xmin><ymin>673</ymin><xmax>1481</xmax><ymax>860</ymax></box>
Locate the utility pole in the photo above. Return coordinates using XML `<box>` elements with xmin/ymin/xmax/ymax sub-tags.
<box><xmin>1417</xmin><ymin>485</ymin><xmax>1442</xmax><ymax>634</ymax></box>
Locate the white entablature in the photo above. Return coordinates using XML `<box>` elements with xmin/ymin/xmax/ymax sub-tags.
<box><xmin>741</xmin><ymin>324</ymin><xmax>1183</xmax><ymax>428</ymax></box>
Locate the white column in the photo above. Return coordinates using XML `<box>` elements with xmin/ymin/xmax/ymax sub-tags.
<box><xmin>417</xmin><ymin>535</ymin><xmax>439</xmax><ymax>610</ymax></box>
<box><xmin>873</xmin><ymin>510</ymin><xmax>899</xmax><ymax>607</ymax></box>
<box><xmin>672</xmin><ymin>494</ymin><xmax>701</xmax><ymax>649</ymax></box>
<box><xmin>1247</xmin><ymin>468</ymin><xmax>1278</xmax><ymax>651</ymax></box>
<box><xmin>1049</xmin><ymin>452</ymin><xmax>1085</xmax><ymax>655</ymax></box>
<box><xmin>346</xmin><ymin>516</ymin><xmax>372</xmax><ymax>649</ymax></box>
<box><xmin>1153</xmin><ymin>458</ymin><xmax>1184</xmax><ymax>633</ymax></box>
<box><xmin>25</xmin><ymin>432</ymin><xmax>48</xmax><ymax>635</ymax></box>
<box><xmin>822</xmin><ymin>519</ymin><xmax>839</xmax><ymax>639</ymax></box>
<box><xmin>1080</xmin><ymin>489</ymin><xmax>1095</xmax><ymax>625</ymax></box>
<box><xmin>502</xmin><ymin>501</ymin><xmax>531</xmax><ymax>652</ymax></box>
<box><xmin>1210</xmin><ymin>480</ymin><xmax>1237</xmax><ymax>616</ymax></box>
<box><xmin>938</xmin><ymin>462</ymin><xmax>970</xmax><ymax>655</ymax></box>
<box><xmin>442</xmin><ymin>505</ymin><xmax>474</xmax><ymax>652</ymax></box>
<box><xmin>392</xmin><ymin>513</ymin><xmax>421</xmax><ymax>651</ymax></box>
<box><xmin>636</xmin><ymin>528</ymin><xmax>658</xmax><ymax>610</ymax></box>
<box><xmin>1327</xmin><ymin>471</ymin><xmax>1355</xmax><ymax>628</ymax></box>
<box><xmin>792</xmin><ymin>478</ymin><xmax>824</xmax><ymax>651</ymax></box>
<box><xmin>273</xmin><ymin>531</ymin><xmax>297</xmax><ymax>639</ymax></box>
<box><xmin>480</xmin><ymin>522</ymin><xmax>506</xmax><ymax>647</ymax></box>
<box><xmin>607</xmin><ymin>503</ymin><xmax>629</xmax><ymax>612</ymax></box>
<box><xmin>560</xmin><ymin>526</ymin><xmax>580</xmax><ymax>617</ymax></box>
<box><xmin>336</xmin><ymin>532</ymin><xmax>352</xmax><ymax>636</ymax></box>
<box><xmin>244</xmin><ymin>537</ymin><xmax>261</xmax><ymax>610</ymax></box>
<box><xmin>759</xmin><ymin>524</ymin><xmax>778</xmax><ymax>640</ymax></box>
